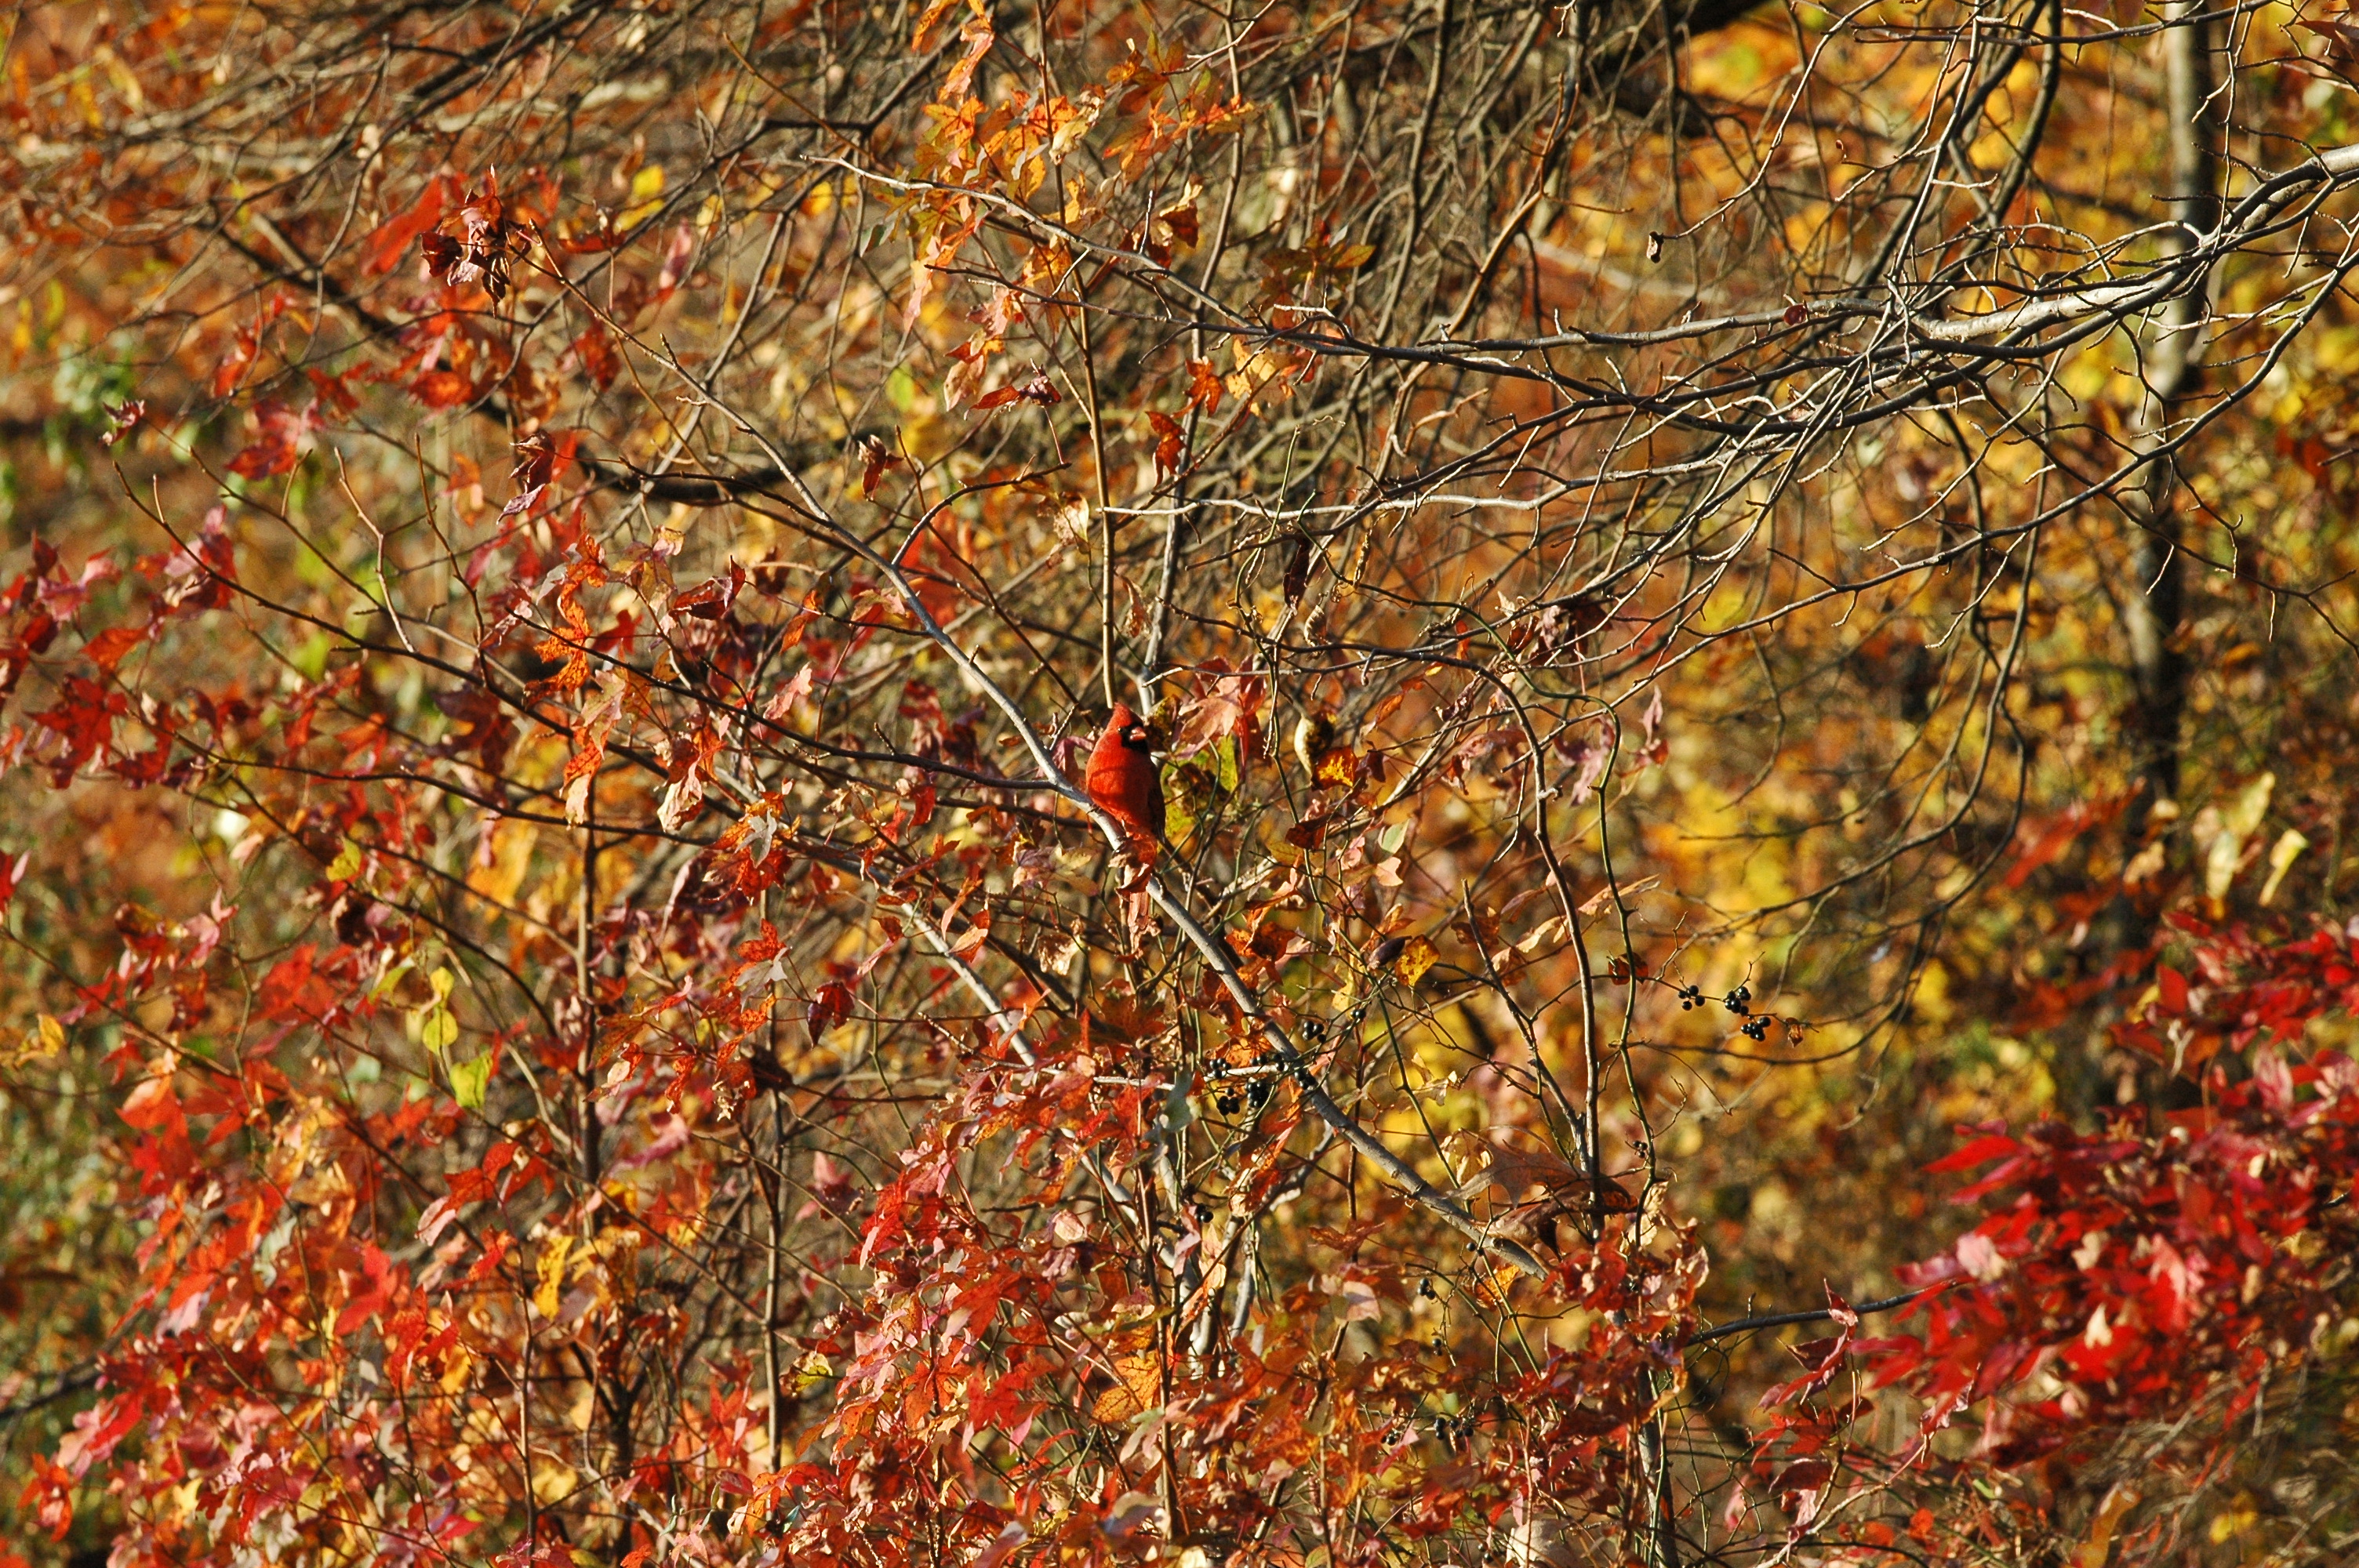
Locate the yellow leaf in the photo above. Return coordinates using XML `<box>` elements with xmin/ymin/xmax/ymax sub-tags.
<box><xmin>1469</xmin><ymin>1261</ymin><xmax>1521</xmax><ymax>1306</ymax></box>
<box><xmin>529</xmin><ymin>1456</ymin><xmax>579</xmax><ymax>1507</ymax></box>
<box><xmin>618</xmin><ymin>164</ymin><xmax>667</xmax><ymax>229</ymax></box>
<box><xmin>466</xmin><ymin>820</ymin><xmax>536</xmax><ymax>906</ymax></box>
<box><xmin>2260</xmin><ymin>829</ymin><xmax>2310</xmax><ymax>907</ymax></box>
<box><xmin>534</xmin><ymin>1233</ymin><xmax>576</xmax><ymax>1319</ymax></box>
<box><xmin>2197</xmin><ymin>772</ymin><xmax>2274</xmax><ymax>905</ymax></box>
<box><xmin>2</xmin><ymin>1014</ymin><xmax>66</xmax><ymax>1069</ymax></box>
<box><xmin>1394</xmin><ymin>935</ymin><xmax>1438</xmax><ymax>987</ymax></box>
<box><xmin>1091</xmin><ymin>1351</ymin><xmax>1163</xmax><ymax>1421</ymax></box>
<box><xmin>1314</xmin><ymin>746</ymin><xmax>1357</xmax><ymax>787</ymax></box>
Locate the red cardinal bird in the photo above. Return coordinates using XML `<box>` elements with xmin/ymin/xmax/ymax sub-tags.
<box><xmin>1085</xmin><ymin>702</ymin><xmax>1164</xmax><ymax>858</ymax></box>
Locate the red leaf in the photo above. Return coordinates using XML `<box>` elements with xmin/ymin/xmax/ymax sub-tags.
<box><xmin>160</xmin><ymin>507</ymin><xmax>236</xmax><ymax>615</ymax></box>
<box><xmin>119</xmin><ymin>1071</ymin><xmax>184</xmax><ymax>1135</ymax></box>
<box><xmin>227</xmin><ymin>399</ymin><xmax>318</xmax><ymax>479</ymax></box>
<box><xmin>1186</xmin><ymin>358</ymin><xmax>1225</xmax><ymax>415</ymax></box>
<box><xmin>674</xmin><ymin>561</ymin><xmax>745</xmax><ymax>621</ymax></box>
<box><xmin>2003</xmin><ymin>796</ymin><xmax>2132</xmax><ymax>887</ymax></box>
<box><xmin>31</xmin><ymin>674</ymin><xmax>127</xmax><ymax>778</ymax></box>
<box><xmin>1773</xmin><ymin>1458</ymin><xmax>1832</xmax><ymax>1497</ymax></box>
<box><xmin>976</xmin><ymin>370</ymin><xmax>1062</xmax><ymax>411</ymax></box>
<box><xmin>363</xmin><ymin>175</ymin><xmax>456</xmax><ymax>274</ymax></box>
<box><xmin>503</xmin><ymin>432</ymin><xmax>566</xmax><ymax>517</ymax></box>
<box><xmin>100</xmin><ymin>399</ymin><xmax>145</xmax><ymax>446</ymax></box>
<box><xmin>260</xmin><ymin>944</ymin><xmax>339</xmax><ymax>1024</ymax></box>
<box><xmin>306</xmin><ymin>366</ymin><xmax>360</xmax><ymax>418</ymax></box>
<box><xmin>1927</xmin><ymin>1131</ymin><xmax>2018</xmax><ymax>1174</ymax></box>
<box><xmin>807</xmin><ymin>980</ymin><xmax>855</xmax><ymax>1040</ymax></box>
<box><xmin>463</xmin><ymin>1229</ymin><xmax>514</xmax><ymax>1285</ymax></box>
<box><xmin>420</xmin><ymin>230</ymin><xmax>463</xmax><ymax>281</ymax></box>
<box><xmin>209</xmin><ymin>296</ymin><xmax>288</xmax><ymax>397</ymax></box>
<box><xmin>571</xmin><ymin>324</ymin><xmax>621</xmax><ymax>390</ymax></box>
<box><xmin>1146</xmin><ymin>411</ymin><xmax>1187</xmax><ymax>479</ymax></box>
<box><xmin>856</xmin><ymin>434</ymin><xmax>903</xmax><ymax>499</ymax></box>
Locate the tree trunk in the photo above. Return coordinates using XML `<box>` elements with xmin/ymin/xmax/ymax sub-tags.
<box><xmin>2121</xmin><ymin>0</ymin><xmax>2221</xmax><ymax>822</ymax></box>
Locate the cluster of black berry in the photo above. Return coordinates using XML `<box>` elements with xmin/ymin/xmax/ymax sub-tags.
<box><xmin>1677</xmin><ymin>978</ymin><xmax>1768</xmax><ymax>1036</ymax></box>
<box><xmin>1214</xmin><ymin>1058</ymin><xmax>1279</xmax><ymax>1116</ymax></box>
<box><xmin>1215</xmin><ymin>1082</ymin><xmax>1274</xmax><ymax>1115</ymax></box>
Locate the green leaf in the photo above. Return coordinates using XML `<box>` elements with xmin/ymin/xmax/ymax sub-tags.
<box><xmin>448</xmin><ymin>1051</ymin><xmax>492</xmax><ymax>1111</ymax></box>
<box><xmin>419</xmin><ymin>1004</ymin><xmax>458</xmax><ymax>1054</ymax></box>
<box><xmin>369</xmin><ymin>958</ymin><xmax>415</xmax><ymax>1001</ymax></box>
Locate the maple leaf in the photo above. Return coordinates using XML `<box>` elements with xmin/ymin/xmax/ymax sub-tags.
<box><xmin>1185</xmin><ymin>357</ymin><xmax>1225</xmax><ymax>416</ymax></box>
<box><xmin>1145</xmin><ymin>410</ymin><xmax>1187</xmax><ymax>480</ymax></box>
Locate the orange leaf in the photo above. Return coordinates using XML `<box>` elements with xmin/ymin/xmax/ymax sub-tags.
<box><xmin>411</xmin><ymin>369</ymin><xmax>478</xmax><ymax>409</ymax></box>
<box><xmin>82</xmin><ymin>624</ymin><xmax>148</xmax><ymax>673</ymax></box>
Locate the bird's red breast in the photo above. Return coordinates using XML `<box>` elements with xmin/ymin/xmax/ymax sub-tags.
<box><xmin>1085</xmin><ymin>702</ymin><xmax>1164</xmax><ymax>855</ymax></box>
